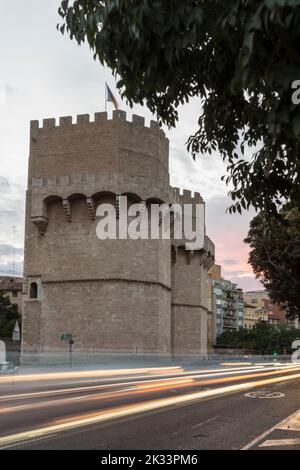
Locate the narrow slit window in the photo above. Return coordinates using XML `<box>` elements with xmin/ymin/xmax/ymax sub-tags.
<box><xmin>30</xmin><ymin>282</ymin><xmax>38</xmax><ymax>299</ymax></box>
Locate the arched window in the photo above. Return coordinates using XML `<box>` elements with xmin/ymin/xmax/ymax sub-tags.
<box><xmin>30</xmin><ymin>282</ymin><xmax>38</xmax><ymax>299</ymax></box>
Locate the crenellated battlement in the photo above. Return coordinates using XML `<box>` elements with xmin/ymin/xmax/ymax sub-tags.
<box><xmin>29</xmin><ymin>109</ymin><xmax>169</xmax><ymax>189</ymax></box>
<box><xmin>170</xmin><ymin>186</ymin><xmax>204</xmax><ymax>205</ymax></box>
<box><xmin>30</xmin><ymin>110</ymin><xmax>164</xmax><ymax>137</ymax></box>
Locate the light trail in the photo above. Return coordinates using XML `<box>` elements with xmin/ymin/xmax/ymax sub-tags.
<box><xmin>220</xmin><ymin>362</ymin><xmax>290</xmax><ymax>366</ymax></box>
<box><xmin>192</xmin><ymin>364</ymin><xmax>300</xmax><ymax>386</ymax></box>
<box><xmin>0</xmin><ymin>366</ymin><xmax>182</xmax><ymax>384</ymax></box>
<box><xmin>0</xmin><ymin>362</ymin><xmax>291</xmax><ymax>387</ymax></box>
<box><xmin>1</xmin><ymin>369</ymin><xmax>300</xmax><ymax>448</ymax></box>
<box><xmin>0</xmin><ymin>378</ymin><xmax>195</xmax><ymax>414</ymax></box>
<box><xmin>0</xmin><ymin>364</ymin><xmax>289</xmax><ymax>402</ymax></box>
<box><xmin>0</xmin><ymin>365</ymin><xmax>265</xmax><ymax>401</ymax></box>
<box><xmin>220</xmin><ymin>362</ymin><xmax>253</xmax><ymax>366</ymax></box>
<box><xmin>0</xmin><ymin>365</ymin><xmax>299</xmax><ymax>415</ymax></box>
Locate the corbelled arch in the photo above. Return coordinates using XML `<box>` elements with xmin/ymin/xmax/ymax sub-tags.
<box><xmin>31</xmin><ymin>194</ymin><xmax>63</xmax><ymax>235</ymax></box>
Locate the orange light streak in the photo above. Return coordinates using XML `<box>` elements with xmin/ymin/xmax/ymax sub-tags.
<box><xmin>1</xmin><ymin>370</ymin><xmax>300</xmax><ymax>448</ymax></box>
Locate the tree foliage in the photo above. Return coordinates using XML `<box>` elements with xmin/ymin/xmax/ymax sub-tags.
<box><xmin>217</xmin><ymin>321</ymin><xmax>300</xmax><ymax>354</ymax></box>
<box><xmin>58</xmin><ymin>0</ymin><xmax>300</xmax><ymax>213</ymax></box>
<box><xmin>0</xmin><ymin>292</ymin><xmax>20</xmax><ymax>338</ymax></box>
<box><xmin>245</xmin><ymin>205</ymin><xmax>300</xmax><ymax>318</ymax></box>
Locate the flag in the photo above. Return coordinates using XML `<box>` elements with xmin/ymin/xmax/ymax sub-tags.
<box><xmin>106</xmin><ymin>84</ymin><xmax>119</xmax><ymax>110</ymax></box>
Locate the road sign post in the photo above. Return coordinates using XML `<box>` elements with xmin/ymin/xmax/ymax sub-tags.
<box><xmin>69</xmin><ymin>338</ymin><xmax>74</xmax><ymax>369</ymax></box>
<box><xmin>60</xmin><ymin>333</ymin><xmax>74</xmax><ymax>369</ymax></box>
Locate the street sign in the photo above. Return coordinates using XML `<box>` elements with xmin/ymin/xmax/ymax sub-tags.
<box><xmin>61</xmin><ymin>333</ymin><xmax>72</xmax><ymax>341</ymax></box>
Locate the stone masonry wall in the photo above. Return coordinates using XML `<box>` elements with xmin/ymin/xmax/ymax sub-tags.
<box><xmin>171</xmin><ymin>246</ymin><xmax>211</xmax><ymax>355</ymax></box>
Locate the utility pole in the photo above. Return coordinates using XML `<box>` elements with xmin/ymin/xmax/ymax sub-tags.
<box><xmin>12</xmin><ymin>226</ymin><xmax>16</xmax><ymax>279</ymax></box>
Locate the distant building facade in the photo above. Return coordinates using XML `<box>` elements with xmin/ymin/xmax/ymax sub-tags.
<box><xmin>243</xmin><ymin>290</ymin><xmax>288</xmax><ymax>327</ymax></box>
<box><xmin>208</xmin><ymin>265</ymin><xmax>244</xmax><ymax>341</ymax></box>
<box><xmin>243</xmin><ymin>291</ymin><xmax>269</xmax><ymax>324</ymax></box>
<box><xmin>213</xmin><ymin>279</ymin><xmax>243</xmax><ymax>337</ymax></box>
<box><xmin>263</xmin><ymin>299</ymin><xmax>288</xmax><ymax>325</ymax></box>
<box><xmin>243</xmin><ymin>303</ymin><xmax>263</xmax><ymax>329</ymax></box>
<box><xmin>0</xmin><ymin>276</ymin><xmax>23</xmax><ymax>314</ymax></box>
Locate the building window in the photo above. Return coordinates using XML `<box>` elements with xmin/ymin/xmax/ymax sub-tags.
<box><xmin>29</xmin><ymin>282</ymin><xmax>38</xmax><ymax>299</ymax></box>
<box><xmin>12</xmin><ymin>291</ymin><xmax>18</xmax><ymax>297</ymax></box>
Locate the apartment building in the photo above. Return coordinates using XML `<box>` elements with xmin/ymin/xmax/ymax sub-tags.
<box><xmin>208</xmin><ymin>265</ymin><xmax>244</xmax><ymax>341</ymax></box>
<box><xmin>243</xmin><ymin>290</ymin><xmax>288</xmax><ymax>327</ymax></box>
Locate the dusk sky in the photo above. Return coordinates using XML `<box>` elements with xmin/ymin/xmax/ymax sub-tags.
<box><xmin>0</xmin><ymin>0</ymin><xmax>262</xmax><ymax>291</ymax></box>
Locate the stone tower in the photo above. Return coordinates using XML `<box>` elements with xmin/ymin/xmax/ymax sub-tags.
<box><xmin>22</xmin><ymin>110</ymin><xmax>214</xmax><ymax>361</ymax></box>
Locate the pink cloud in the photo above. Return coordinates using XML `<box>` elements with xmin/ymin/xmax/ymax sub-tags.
<box><xmin>205</xmin><ymin>196</ymin><xmax>263</xmax><ymax>291</ymax></box>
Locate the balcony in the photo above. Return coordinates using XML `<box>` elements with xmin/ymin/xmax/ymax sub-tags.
<box><xmin>223</xmin><ymin>313</ymin><xmax>236</xmax><ymax>319</ymax></box>
<box><xmin>223</xmin><ymin>324</ymin><xmax>238</xmax><ymax>329</ymax></box>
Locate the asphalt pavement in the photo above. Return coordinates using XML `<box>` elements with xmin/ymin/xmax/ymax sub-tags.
<box><xmin>0</xmin><ymin>362</ymin><xmax>299</xmax><ymax>450</ymax></box>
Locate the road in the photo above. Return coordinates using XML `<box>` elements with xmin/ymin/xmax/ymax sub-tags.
<box><xmin>0</xmin><ymin>362</ymin><xmax>299</xmax><ymax>450</ymax></box>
